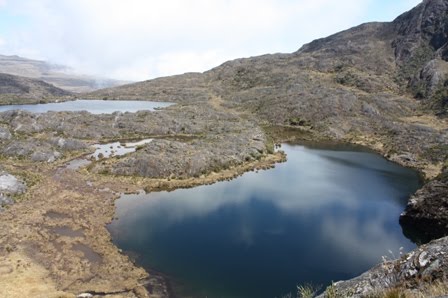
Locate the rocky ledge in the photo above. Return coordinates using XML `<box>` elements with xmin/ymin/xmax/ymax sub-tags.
<box><xmin>317</xmin><ymin>236</ymin><xmax>448</xmax><ymax>297</ymax></box>
<box><xmin>400</xmin><ymin>169</ymin><xmax>448</xmax><ymax>244</ymax></box>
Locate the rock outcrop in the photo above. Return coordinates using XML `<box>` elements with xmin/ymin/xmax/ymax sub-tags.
<box><xmin>401</xmin><ymin>170</ymin><xmax>448</xmax><ymax>244</ymax></box>
<box><xmin>0</xmin><ymin>172</ymin><xmax>26</xmax><ymax>211</ymax></box>
<box><xmin>316</xmin><ymin>236</ymin><xmax>448</xmax><ymax>297</ymax></box>
<box><xmin>393</xmin><ymin>0</ymin><xmax>448</xmax><ymax>114</ymax></box>
<box><xmin>0</xmin><ymin>102</ymin><xmax>273</xmax><ymax>178</ymax></box>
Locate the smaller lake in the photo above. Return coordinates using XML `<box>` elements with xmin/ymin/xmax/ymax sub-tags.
<box><xmin>0</xmin><ymin>99</ymin><xmax>173</xmax><ymax>114</ymax></box>
<box><xmin>90</xmin><ymin>139</ymin><xmax>153</xmax><ymax>160</ymax></box>
<box><xmin>109</xmin><ymin>143</ymin><xmax>422</xmax><ymax>298</ymax></box>
<box><xmin>65</xmin><ymin>139</ymin><xmax>153</xmax><ymax>170</ymax></box>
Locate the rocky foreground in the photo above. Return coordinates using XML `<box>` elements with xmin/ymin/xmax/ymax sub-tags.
<box><xmin>0</xmin><ymin>99</ymin><xmax>285</xmax><ymax>298</ymax></box>
<box><xmin>0</xmin><ymin>0</ymin><xmax>447</xmax><ymax>297</ymax></box>
<box><xmin>316</xmin><ymin>236</ymin><xmax>448</xmax><ymax>297</ymax></box>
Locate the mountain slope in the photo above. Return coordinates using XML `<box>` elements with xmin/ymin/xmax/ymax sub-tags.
<box><xmin>87</xmin><ymin>1</ymin><xmax>447</xmax><ymax>173</ymax></box>
<box><xmin>0</xmin><ymin>73</ymin><xmax>71</xmax><ymax>104</ymax></box>
<box><xmin>0</xmin><ymin>55</ymin><xmax>129</xmax><ymax>93</ymax></box>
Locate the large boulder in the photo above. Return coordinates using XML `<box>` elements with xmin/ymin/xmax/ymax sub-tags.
<box><xmin>0</xmin><ymin>172</ymin><xmax>26</xmax><ymax>211</ymax></box>
<box><xmin>0</xmin><ymin>173</ymin><xmax>26</xmax><ymax>194</ymax></box>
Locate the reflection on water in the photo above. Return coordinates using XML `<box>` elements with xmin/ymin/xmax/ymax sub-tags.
<box><xmin>0</xmin><ymin>99</ymin><xmax>173</xmax><ymax>114</ymax></box>
<box><xmin>109</xmin><ymin>144</ymin><xmax>422</xmax><ymax>298</ymax></box>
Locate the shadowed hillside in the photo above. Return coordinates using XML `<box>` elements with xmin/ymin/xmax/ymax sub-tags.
<box><xmin>0</xmin><ymin>73</ymin><xmax>72</xmax><ymax>104</ymax></box>
<box><xmin>0</xmin><ymin>54</ymin><xmax>129</xmax><ymax>93</ymax></box>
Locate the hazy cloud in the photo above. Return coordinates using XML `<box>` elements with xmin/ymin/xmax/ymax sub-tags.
<box><xmin>0</xmin><ymin>0</ymin><xmax>421</xmax><ymax>81</ymax></box>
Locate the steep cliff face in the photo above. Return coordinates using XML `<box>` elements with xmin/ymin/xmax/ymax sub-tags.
<box><xmin>392</xmin><ymin>0</ymin><xmax>448</xmax><ymax>114</ymax></box>
<box><xmin>393</xmin><ymin>0</ymin><xmax>448</xmax><ymax>61</ymax></box>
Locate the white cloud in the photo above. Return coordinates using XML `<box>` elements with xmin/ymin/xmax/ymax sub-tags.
<box><xmin>0</xmin><ymin>0</ymin><xmax>421</xmax><ymax>81</ymax></box>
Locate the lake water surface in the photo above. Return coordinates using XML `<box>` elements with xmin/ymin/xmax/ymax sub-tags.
<box><xmin>0</xmin><ymin>99</ymin><xmax>172</xmax><ymax>114</ymax></box>
<box><xmin>109</xmin><ymin>143</ymin><xmax>422</xmax><ymax>298</ymax></box>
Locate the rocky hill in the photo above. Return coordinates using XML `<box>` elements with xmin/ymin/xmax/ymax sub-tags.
<box><xmin>0</xmin><ymin>73</ymin><xmax>72</xmax><ymax>104</ymax></box>
<box><xmin>0</xmin><ymin>1</ymin><xmax>446</xmax><ymax>297</ymax></box>
<box><xmin>89</xmin><ymin>0</ymin><xmax>448</xmax><ymax>115</ymax></box>
<box><xmin>89</xmin><ymin>0</ymin><xmax>448</xmax><ymax>171</ymax></box>
<box><xmin>0</xmin><ymin>54</ymin><xmax>129</xmax><ymax>93</ymax></box>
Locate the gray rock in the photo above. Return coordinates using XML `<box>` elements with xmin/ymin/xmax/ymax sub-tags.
<box><xmin>0</xmin><ymin>127</ymin><xmax>11</xmax><ymax>140</ymax></box>
<box><xmin>2</xmin><ymin>139</ymin><xmax>62</xmax><ymax>162</ymax></box>
<box><xmin>77</xmin><ymin>293</ymin><xmax>93</xmax><ymax>298</ymax></box>
<box><xmin>2</xmin><ymin>140</ymin><xmax>35</xmax><ymax>157</ymax></box>
<box><xmin>50</xmin><ymin>137</ymin><xmax>87</xmax><ymax>151</ymax></box>
<box><xmin>0</xmin><ymin>194</ymin><xmax>14</xmax><ymax>206</ymax></box>
<box><xmin>317</xmin><ymin>236</ymin><xmax>448</xmax><ymax>297</ymax></box>
<box><xmin>0</xmin><ymin>173</ymin><xmax>25</xmax><ymax>194</ymax></box>
<box><xmin>31</xmin><ymin>150</ymin><xmax>61</xmax><ymax>163</ymax></box>
<box><xmin>400</xmin><ymin>171</ymin><xmax>448</xmax><ymax>243</ymax></box>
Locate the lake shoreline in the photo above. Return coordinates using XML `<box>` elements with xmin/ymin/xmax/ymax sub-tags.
<box><xmin>0</xmin><ymin>102</ymin><xmax>445</xmax><ymax>298</ymax></box>
<box><xmin>0</xmin><ymin>143</ymin><xmax>286</xmax><ymax>297</ymax></box>
<box><xmin>109</xmin><ymin>142</ymin><xmax>422</xmax><ymax>298</ymax></box>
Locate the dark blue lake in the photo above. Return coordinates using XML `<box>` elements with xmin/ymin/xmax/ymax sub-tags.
<box><xmin>108</xmin><ymin>143</ymin><xmax>422</xmax><ymax>298</ymax></box>
<box><xmin>0</xmin><ymin>99</ymin><xmax>172</xmax><ymax>114</ymax></box>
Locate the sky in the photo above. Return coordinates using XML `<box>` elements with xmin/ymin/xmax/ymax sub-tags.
<box><xmin>0</xmin><ymin>0</ymin><xmax>421</xmax><ymax>81</ymax></box>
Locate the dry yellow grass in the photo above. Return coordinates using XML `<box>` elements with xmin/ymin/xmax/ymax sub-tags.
<box><xmin>400</xmin><ymin>115</ymin><xmax>448</xmax><ymax>131</ymax></box>
<box><xmin>366</xmin><ymin>281</ymin><xmax>448</xmax><ymax>298</ymax></box>
<box><xmin>0</xmin><ymin>251</ymin><xmax>74</xmax><ymax>298</ymax></box>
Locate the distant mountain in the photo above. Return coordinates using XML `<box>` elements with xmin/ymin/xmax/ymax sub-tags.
<box><xmin>89</xmin><ymin>0</ymin><xmax>448</xmax><ymax>117</ymax></box>
<box><xmin>89</xmin><ymin>0</ymin><xmax>448</xmax><ymax>120</ymax></box>
<box><xmin>0</xmin><ymin>72</ymin><xmax>71</xmax><ymax>104</ymax></box>
<box><xmin>0</xmin><ymin>55</ymin><xmax>130</xmax><ymax>93</ymax></box>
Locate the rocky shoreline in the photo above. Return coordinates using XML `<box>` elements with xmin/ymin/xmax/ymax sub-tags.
<box><xmin>0</xmin><ymin>99</ymin><xmax>445</xmax><ymax>298</ymax></box>
<box><xmin>0</xmin><ymin>100</ymin><xmax>444</xmax><ymax>298</ymax></box>
<box><xmin>316</xmin><ymin>236</ymin><xmax>448</xmax><ymax>298</ymax></box>
<box><xmin>0</xmin><ymin>100</ymin><xmax>288</xmax><ymax>298</ymax></box>
<box><xmin>400</xmin><ymin>170</ymin><xmax>448</xmax><ymax>244</ymax></box>
<box><xmin>0</xmin><ymin>0</ymin><xmax>448</xmax><ymax>297</ymax></box>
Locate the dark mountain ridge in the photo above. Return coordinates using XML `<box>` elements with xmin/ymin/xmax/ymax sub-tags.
<box><xmin>0</xmin><ymin>54</ymin><xmax>129</xmax><ymax>93</ymax></box>
<box><xmin>0</xmin><ymin>72</ymin><xmax>71</xmax><ymax>104</ymax></box>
